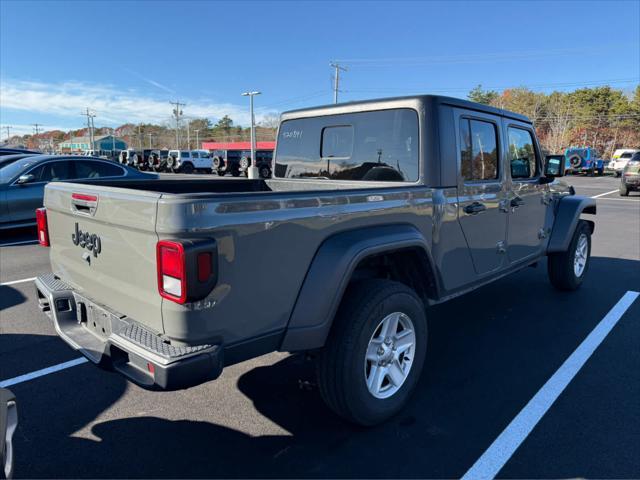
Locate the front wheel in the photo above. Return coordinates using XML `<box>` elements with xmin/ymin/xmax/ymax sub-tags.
<box><xmin>316</xmin><ymin>279</ymin><xmax>427</xmax><ymax>426</ymax></box>
<box><xmin>548</xmin><ymin>220</ymin><xmax>591</xmax><ymax>291</ymax></box>
<box><xmin>181</xmin><ymin>163</ymin><xmax>194</xmax><ymax>174</ymax></box>
<box><xmin>259</xmin><ymin>166</ymin><xmax>271</xmax><ymax>178</ymax></box>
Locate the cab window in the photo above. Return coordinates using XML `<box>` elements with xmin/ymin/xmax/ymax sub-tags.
<box><xmin>507</xmin><ymin>127</ymin><xmax>538</xmax><ymax>179</ymax></box>
<box><xmin>460</xmin><ymin>119</ymin><xmax>499</xmax><ymax>181</ymax></box>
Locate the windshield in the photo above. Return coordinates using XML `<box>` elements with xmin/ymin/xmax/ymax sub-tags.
<box><xmin>620</xmin><ymin>153</ymin><xmax>633</xmax><ymax>159</ymax></box>
<box><xmin>0</xmin><ymin>159</ymin><xmax>38</xmax><ymax>183</ymax></box>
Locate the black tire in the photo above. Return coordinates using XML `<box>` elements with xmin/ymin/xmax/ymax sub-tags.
<box><xmin>181</xmin><ymin>162</ymin><xmax>194</xmax><ymax>174</ymax></box>
<box><xmin>615</xmin><ymin>171</ymin><xmax>621</xmax><ymax>178</ymax></box>
<box><xmin>231</xmin><ymin>169</ymin><xmax>240</xmax><ymax>177</ymax></box>
<box><xmin>316</xmin><ymin>279</ymin><xmax>427</xmax><ymax>426</ymax></box>
<box><xmin>548</xmin><ymin>220</ymin><xmax>591</xmax><ymax>291</ymax></box>
<box><xmin>217</xmin><ymin>169</ymin><xmax>225</xmax><ymax>176</ymax></box>
<box><xmin>620</xmin><ymin>185</ymin><xmax>629</xmax><ymax>196</ymax></box>
<box><xmin>259</xmin><ymin>166</ymin><xmax>271</xmax><ymax>178</ymax></box>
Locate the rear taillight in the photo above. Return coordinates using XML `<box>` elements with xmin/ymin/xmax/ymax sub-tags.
<box><xmin>156</xmin><ymin>239</ymin><xmax>217</xmax><ymax>304</ymax></box>
<box><xmin>157</xmin><ymin>241</ymin><xmax>187</xmax><ymax>303</ymax></box>
<box><xmin>36</xmin><ymin>208</ymin><xmax>50</xmax><ymax>246</ymax></box>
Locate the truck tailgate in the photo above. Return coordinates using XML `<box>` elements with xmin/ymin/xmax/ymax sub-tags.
<box><xmin>44</xmin><ymin>182</ymin><xmax>164</xmax><ymax>334</ymax></box>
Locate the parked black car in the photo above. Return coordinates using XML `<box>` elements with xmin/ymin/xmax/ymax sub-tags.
<box><xmin>211</xmin><ymin>149</ymin><xmax>242</xmax><ymax>177</ymax></box>
<box><xmin>0</xmin><ymin>147</ymin><xmax>40</xmax><ymax>156</ymax></box>
<box><xmin>0</xmin><ymin>155</ymin><xmax>156</xmax><ymax>229</ymax></box>
<box><xmin>619</xmin><ymin>152</ymin><xmax>640</xmax><ymax>196</ymax></box>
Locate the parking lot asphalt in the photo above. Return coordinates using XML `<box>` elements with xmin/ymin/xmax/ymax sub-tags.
<box><xmin>1</xmin><ymin>175</ymin><xmax>638</xmax><ymax>478</ymax></box>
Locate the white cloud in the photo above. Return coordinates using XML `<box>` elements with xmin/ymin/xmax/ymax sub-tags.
<box><xmin>0</xmin><ymin>78</ymin><xmax>274</xmax><ymax>128</ymax></box>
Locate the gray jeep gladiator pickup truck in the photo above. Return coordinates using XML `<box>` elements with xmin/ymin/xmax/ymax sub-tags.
<box><xmin>34</xmin><ymin>95</ymin><xmax>595</xmax><ymax>425</ymax></box>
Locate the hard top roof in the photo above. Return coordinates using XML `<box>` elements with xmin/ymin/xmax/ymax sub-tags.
<box><xmin>282</xmin><ymin>94</ymin><xmax>530</xmax><ymax>123</ymax></box>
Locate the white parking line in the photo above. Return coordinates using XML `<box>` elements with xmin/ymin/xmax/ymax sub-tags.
<box><xmin>591</xmin><ymin>189</ymin><xmax>619</xmax><ymax>198</ymax></box>
<box><xmin>0</xmin><ymin>239</ymin><xmax>39</xmax><ymax>247</ymax></box>
<box><xmin>0</xmin><ymin>357</ymin><xmax>88</xmax><ymax>388</ymax></box>
<box><xmin>0</xmin><ymin>277</ymin><xmax>37</xmax><ymax>286</ymax></box>
<box><xmin>462</xmin><ymin>290</ymin><xmax>639</xmax><ymax>480</ymax></box>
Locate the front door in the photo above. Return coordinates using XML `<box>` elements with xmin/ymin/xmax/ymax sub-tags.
<box><xmin>503</xmin><ymin>121</ymin><xmax>548</xmax><ymax>263</ymax></box>
<box><xmin>456</xmin><ymin>110</ymin><xmax>509</xmax><ymax>276</ymax></box>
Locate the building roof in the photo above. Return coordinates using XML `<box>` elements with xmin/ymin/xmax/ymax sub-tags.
<box><xmin>201</xmin><ymin>141</ymin><xmax>276</xmax><ymax>151</ymax></box>
<box><xmin>59</xmin><ymin>135</ymin><xmax>122</xmax><ymax>145</ymax></box>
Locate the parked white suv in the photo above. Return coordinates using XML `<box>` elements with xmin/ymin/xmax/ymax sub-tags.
<box><xmin>166</xmin><ymin>149</ymin><xmax>212</xmax><ymax>173</ymax></box>
<box><xmin>608</xmin><ymin>149</ymin><xmax>640</xmax><ymax>177</ymax></box>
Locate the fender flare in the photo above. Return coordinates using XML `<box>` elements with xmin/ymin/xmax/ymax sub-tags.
<box><xmin>547</xmin><ymin>195</ymin><xmax>596</xmax><ymax>253</ymax></box>
<box><xmin>280</xmin><ymin>224</ymin><xmax>438</xmax><ymax>352</ymax></box>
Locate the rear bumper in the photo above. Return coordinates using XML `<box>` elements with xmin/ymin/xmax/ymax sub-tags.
<box><xmin>34</xmin><ymin>273</ymin><xmax>223</xmax><ymax>390</ymax></box>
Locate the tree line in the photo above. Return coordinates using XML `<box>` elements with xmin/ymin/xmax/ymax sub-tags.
<box><xmin>468</xmin><ymin>85</ymin><xmax>640</xmax><ymax>157</ymax></box>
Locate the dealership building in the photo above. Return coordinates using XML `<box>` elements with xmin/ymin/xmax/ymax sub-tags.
<box><xmin>57</xmin><ymin>135</ymin><xmax>127</xmax><ymax>153</ymax></box>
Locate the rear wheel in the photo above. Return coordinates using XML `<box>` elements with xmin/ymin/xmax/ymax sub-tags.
<box><xmin>316</xmin><ymin>279</ymin><xmax>427</xmax><ymax>426</ymax></box>
<box><xmin>231</xmin><ymin>169</ymin><xmax>240</xmax><ymax>177</ymax></box>
<box><xmin>548</xmin><ymin>220</ymin><xmax>591</xmax><ymax>291</ymax></box>
<box><xmin>181</xmin><ymin>162</ymin><xmax>194</xmax><ymax>174</ymax></box>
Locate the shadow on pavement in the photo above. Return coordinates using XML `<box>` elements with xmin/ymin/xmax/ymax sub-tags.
<box><xmin>11</xmin><ymin>256</ymin><xmax>640</xmax><ymax>478</ymax></box>
<box><xmin>0</xmin><ymin>285</ymin><xmax>26</xmax><ymax>310</ymax></box>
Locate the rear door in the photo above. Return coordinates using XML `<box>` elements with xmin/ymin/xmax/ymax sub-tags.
<box><xmin>455</xmin><ymin>109</ymin><xmax>509</xmax><ymax>276</ymax></box>
<box><xmin>503</xmin><ymin>120</ymin><xmax>548</xmax><ymax>263</ymax></box>
<box><xmin>45</xmin><ymin>183</ymin><xmax>164</xmax><ymax>334</ymax></box>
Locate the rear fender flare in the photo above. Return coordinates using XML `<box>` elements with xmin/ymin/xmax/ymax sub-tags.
<box><xmin>280</xmin><ymin>224</ymin><xmax>437</xmax><ymax>352</ymax></box>
<box><xmin>547</xmin><ymin>195</ymin><xmax>596</xmax><ymax>253</ymax></box>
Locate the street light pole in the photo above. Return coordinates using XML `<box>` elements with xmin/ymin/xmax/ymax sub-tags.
<box><xmin>194</xmin><ymin>129</ymin><xmax>200</xmax><ymax>149</ymax></box>
<box><xmin>241</xmin><ymin>91</ymin><xmax>261</xmax><ymax>179</ymax></box>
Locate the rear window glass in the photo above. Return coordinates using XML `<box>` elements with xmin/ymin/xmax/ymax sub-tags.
<box><xmin>275</xmin><ymin>108</ymin><xmax>419</xmax><ymax>182</ymax></box>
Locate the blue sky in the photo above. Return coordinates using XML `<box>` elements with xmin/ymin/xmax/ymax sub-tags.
<box><xmin>1</xmin><ymin>0</ymin><xmax>638</xmax><ymax>136</ymax></box>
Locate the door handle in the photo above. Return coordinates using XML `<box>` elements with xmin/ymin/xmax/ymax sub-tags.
<box><xmin>463</xmin><ymin>202</ymin><xmax>487</xmax><ymax>215</ymax></box>
<box><xmin>510</xmin><ymin>196</ymin><xmax>525</xmax><ymax>208</ymax></box>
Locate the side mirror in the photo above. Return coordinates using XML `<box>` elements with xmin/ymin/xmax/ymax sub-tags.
<box><xmin>0</xmin><ymin>388</ymin><xmax>18</xmax><ymax>479</ymax></box>
<box><xmin>16</xmin><ymin>174</ymin><xmax>35</xmax><ymax>185</ymax></box>
<box><xmin>544</xmin><ymin>155</ymin><xmax>565</xmax><ymax>178</ymax></box>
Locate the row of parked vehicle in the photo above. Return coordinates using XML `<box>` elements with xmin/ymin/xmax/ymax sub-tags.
<box><xmin>114</xmin><ymin>148</ymin><xmax>274</xmax><ymax>178</ymax></box>
<box><xmin>563</xmin><ymin>147</ymin><xmax>640</xmax><ymax>177</ymax></box>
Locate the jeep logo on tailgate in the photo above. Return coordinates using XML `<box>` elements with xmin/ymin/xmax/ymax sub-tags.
<box><xmin>72</xmin><ymin>223</ymin><xmax>102</xmax><ymax>257</ymax></box>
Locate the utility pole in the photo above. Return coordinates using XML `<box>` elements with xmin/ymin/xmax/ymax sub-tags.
<box><xmin>147</xmin><ymin>133</ymin><xmax>154</xmax><ymax>149</ymax></box>
<box><xmin>32</xmin><ymin>123</ymin><xmax>42</xmax><ymax>135</ymax></box>
<box><xmin>4</xmin><ymin>125</ymin><xmax>11</xmax><ymax>143</ymax></box>
<box><xmin>170</xmin><ymin>100</ymin><xmax>185</xmax><ymax>149</ymax></box>
<box><xmin>138</xmin><ymin>124</ymin><xmax>143</xmax><ymax>151</ymax></box>
<box><xmin>194</xmin><ymin>129</ymin><xmax>200</xmax><ymax>149</ymax></box>
<box><xmin>186</xmin><ymin>121</ymin><xmax>191</xmax><ymax>150</ymax></box>
<box><xmin>80</xmin><ymin>108</ymin><xmax>96</xmax><ymax>152</ymax></box>
<box><xmin>330</xmin><ymin>62</ymin><xmax>347</xmax><ymax>104</ymax></box>
<box><xmin>242</xmin><ymin>91</ymin><xmax>261</xmax><ymax>179</ymax></box>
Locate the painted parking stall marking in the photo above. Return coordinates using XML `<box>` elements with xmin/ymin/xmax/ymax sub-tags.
<box><xmin>0</xmin><ymin>358</ymin><xmax>88</xmax><ymax>388</ymax></box>
<box><xmin>1</xmin><ymin>277</ymin><xmax>37</xmax><ymax>286</ymax></box>
<box><xmin>591</xmin><ymin>189</ymin><xmax>619</xmax><ymax>199</ymax></box>
<box><xmin>462</xmin><ymin>290</ymin><xmax>639</xmax><ymax>480</ymax></box>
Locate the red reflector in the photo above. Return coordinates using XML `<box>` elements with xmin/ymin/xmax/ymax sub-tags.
<box><xmin>156</xmin><ymin>241</ymin><xmax>186</xmax><ymax>303</ymax></box>
<box><xmin>147</xmin><ymin>362</ymin><xmax>155</xmax><ymax>374</ymax></box>
<box><xmin>72</xmin><ymin>193</ymin><xmax>98</xmax><ymax>202</ymax></box>
<box><xmin>36</xmin><ymin>208</ymin><xmax>50</xmax><ymax>246</ymax></box>
<box><xmin>160</xmin><ymin>244</ymin><xmax>182</xmax><ymax>278</ymax></box>
<box><xmin>197</xmin><ymin>252</ymin><xmax>212</xmax><ymax>282</ymax></box>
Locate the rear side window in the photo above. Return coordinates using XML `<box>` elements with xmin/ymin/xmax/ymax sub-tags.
<box><xmin>275</xmin><ymin>108</ymin><xmax>419</xmax><ymax>182</ymax></box>
<box><xmin>181</xmin><ymin>151</ymin><xmax>190</xmax><ymax>158</ymax></box>
<box><xmin>507</xmin><ymin>127</ymin><xmax>538</xmax><ymax>179</ymax></box>
<box><xmin>75</xmin><ymin>161</ymin><xmax>124</xmax><ymax>179</ymax></box>
<box><xmin>460</xmin><ymin>119</ymin><xmax>499</xmax><ymax>181</ymax></box>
